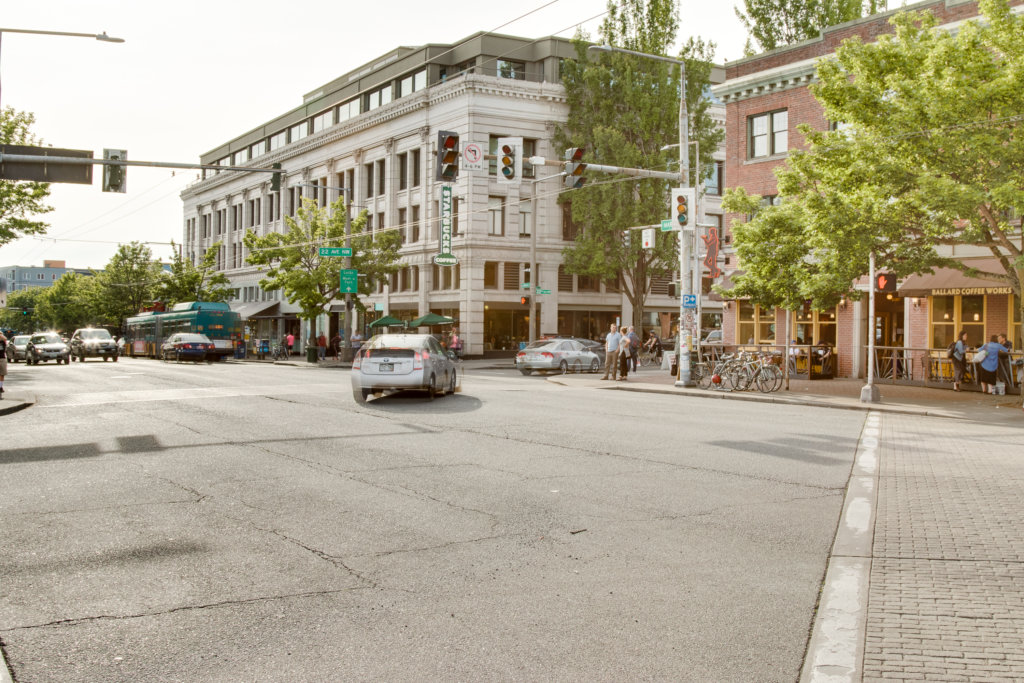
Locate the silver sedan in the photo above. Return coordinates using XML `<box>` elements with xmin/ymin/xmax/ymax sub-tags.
<box><xmin>516</xmin><ymin>339</ymin><xmax>601</xmax><ymax>375</ymax></box>
<box><xmin>351</xmin><ymin>333</ymin><xmax>459</xmax><ymax>402</ymax></box>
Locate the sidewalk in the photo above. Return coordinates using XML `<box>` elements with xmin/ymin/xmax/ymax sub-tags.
<box><xmin>548</xmin><ymin>367</ymin><xmax>1024</xmax><ymax>426</ymax></box>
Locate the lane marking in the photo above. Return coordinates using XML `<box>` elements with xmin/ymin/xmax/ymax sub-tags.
<box><xmin>801</xmin><ymin>411</ymin><xmax>880</xmax><ymax>683</ymax></box>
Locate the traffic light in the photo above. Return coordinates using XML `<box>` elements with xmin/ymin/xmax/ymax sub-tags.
<box><xmin>623</xmin><ymin>230</ymin><xmax>631</xmax><ymax>249</ymax></box>
<box><xmin>496</xmin><ymin>136</ymin><xmax>522</xmax><ymax>185</ymax></box>
<box><xmin>102</xmin><ymin>148</ymin><xmax>127</xmax><ymax>193</ymax></box>
<box><xmin>876</xmin><ymin>272</ymin><xmax>897</xmax><ymax>292</ymax></box>
<box><xmin>520</xmin><ymin>295</ymin><xmax>530</xmax><ymax>306</ymax></box>
<box><xmin>564</xmin><ymin>147</ymin><xmax>586</xmax><ymax>189</ymax></box>
<box><xmin>21</xmin><ymin>308</ymin><xmax>29</xmax><ymax>316</ymax></box>
<box><xmin>270</xmin><ymin>162</ymin><xmax>282</xmax><ymax>192</ymax></box>
<box><xmin>436</xmin><ymin>131</ymin><xmax>460</xmax><ymax>182</ymax></box>
<box><xmin>672</xmin><ymin>187</ymin><xmax>696</xmax><ymax>230</ymax></box>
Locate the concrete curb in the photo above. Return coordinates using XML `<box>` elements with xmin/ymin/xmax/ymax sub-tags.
<box><xmin>0</xmin><ymin>394</ymin><xmax>35</xmax><ymax>416</ymax></box>
<box><xmin>800</xmin><ymin>411</ymin><xmax>882</xmax><ymax>682</ymax></box>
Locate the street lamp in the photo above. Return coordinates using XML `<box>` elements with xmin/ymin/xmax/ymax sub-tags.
<box><xmin>0</xmin><ymin>27</ymin><xmax>125</xmax><ymax>108</ymax></box>
<box><xmin>588</xmin><ymin>42</ymin><xmax>695</xmax><ymax>386</ymax></box>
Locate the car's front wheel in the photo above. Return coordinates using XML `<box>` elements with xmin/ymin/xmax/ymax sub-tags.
<box><xmin>590</xmin><ymin>358</ymin><xmax>600</xmax><ymax>373</ymax></box>
<box><xmin>427</xmin><ymin>374</ymin><xmax>437</xmax><ymax>401</ymax></box>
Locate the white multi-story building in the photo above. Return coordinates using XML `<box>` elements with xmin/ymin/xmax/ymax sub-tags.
<box><xmin>181</xmin><ymin>32</ymin><xmax>725</xmax><ymax>355</ymax></box>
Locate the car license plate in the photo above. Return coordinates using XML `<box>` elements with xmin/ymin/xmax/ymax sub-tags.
<box><xmin>378</xmin><ymin>363</ymin><xmax>393</xmax><ymax>372</ymax></box>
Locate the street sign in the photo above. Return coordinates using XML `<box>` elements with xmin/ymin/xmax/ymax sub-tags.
<box><xmin>536</xmin><ymin>288</ymin><xmax>551</xmax><ymax>295</ymax></box>
<box><xmin>642</xmin><ymin>228</ymin><xmax>655</xmax><ymax>249</ymax></box>
<box><xmin>462</xmin><ymin>142</ymin><xmax>484</xmax><ymax>171</ymax></box>
<box><xmin>682</xmin><ymin>294</ymin><xmax>697</xmax><ymax>309</ymax></box>
<box><xmin>521</xmin><ymin>282</ymin><xmax>531</xmax><ymax>289</ymax></box>
<box><xmin>374</xmin><ymin>302</ymin><xmax>384</xmax><ymax>311</ymax></box>
<box><xmin>660</xmin><ymin>219</ymin><xmax>674</xmax><ymax>232</ymax></box>
<box><xmin>340</xmin><ymin>268</ymin><xmax>358</xmax><ymax>293</ymax></box>
<box><xmin>319</xmin><ymin>247</ymin><xmax>352</xmax><ymax>257</ymax></box>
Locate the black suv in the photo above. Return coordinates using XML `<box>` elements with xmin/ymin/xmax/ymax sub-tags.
<box><xmin>70</xmin><ymin>328</ymin><xmax>119</xmax><ymax>362</ymax></box>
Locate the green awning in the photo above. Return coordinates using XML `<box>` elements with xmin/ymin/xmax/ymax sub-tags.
<box><xmin>408</xmin><ymin>313</ymin><xmax>455</xmax><ymax>327</ymax></box>
<box><xmin>368</xmin><ymin>315</ymin><xmax>405</xmax><ymax>328</ymax></box>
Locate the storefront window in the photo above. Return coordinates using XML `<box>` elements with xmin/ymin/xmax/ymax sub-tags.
<box><xmin>791</xmin><ymin>308</ymin><xmax>836</xmax><ymax>345</ymax></box>
<box><xmin>757</xmin><ymin>306</ymin><xmax>776</xmax><ymax>344</ymax></box>
<box><xmin>738</xmin><ymin>301</ymin><xmax>755</xmax><ymax>345</ymax></box>
<box><xmin>930</xmin><ymin>294</ymin><xmax>985</xmax><ymax>347</ymax></box>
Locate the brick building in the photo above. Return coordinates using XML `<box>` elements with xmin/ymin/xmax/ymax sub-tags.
<box><xmin>713</xmin><ymin>0</ymin><xmax>1023</xmax><ymax>386</ymax></box>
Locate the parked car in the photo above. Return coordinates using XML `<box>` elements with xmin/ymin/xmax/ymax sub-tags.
<box><xmin>161</xmin><ymin>333</ymin><xmax>215</xmax><ymax>362</ymax></box>
<box><xmin>703</xmin><ymin>329</ymin><xmax>723</xmax><ymax>344</ymax></box>
<box><xmin>70</xmin><ymin>328</ymin><xmax>119</xmax><ymax>362</ymax></box>
<box><xmin>516</xmin><ymin>339</ymin><xmax>601</xmax><ymax>375</ymax></box>
<box><xmin>25</xmin><ymin>332</ymin><xmax>71</xmax><ymax>365</ymax></box>
<box><xmin>5</xmin><ymin>335</ymin><xmax>31</xmax><ymax>363</ymax></box>
<box><xmin>512</xmin><ymin>336</ymin><xmax>603</xmax><ymax>368</ymax></box>
<box><xmin>351</xmin><ymin>333</ymin><xmax>458</xmax><ymax>402</ymax></box>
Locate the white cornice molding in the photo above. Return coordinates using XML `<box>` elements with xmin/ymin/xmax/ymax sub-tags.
<box><xmin>713</xmin><ymin>57</ymin><xmax>819</xmax><ymax>104</ymax></box>
<box><xmin>183</xmin><ymin>74</ymin><xmax>567</xmax><ymax>200</ymax></box>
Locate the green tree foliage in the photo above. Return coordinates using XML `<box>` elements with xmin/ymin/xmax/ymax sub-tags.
<box><xmin>735</xmin><ymin>0</ymin><xmax>887</xmax><ymax>55</ymax></box>
<box><xmin>159</xmin><ymin>240</ymin><xmax>231</xmax><ymax>306</ymax></box>
<box><xmin>723</xmin><ymin>0</ymin><xmax>1024</xmax><ymax>332</ymax></box>
<box><xmin>34</xmin><ymin>272</ymin><xmax>102</xmax><ymax>333</ymax></box>
<box><xmin>557</xmin><ymin>0</ymin><xmax>725</xmax><ymax>330</ymax></box>
<box><xmin>0</xmin><ymin>287</ymin><xmax>47</xmax><ymax>333</ymax></box>
<box><xmin>0</xmin><ymin>107</ymin><xmax>53</xmax><ymax>247</ymax></box>
<box><xmin>93</xmin><ymin>242</ymin><xmax>165</xmax><ymax>331</ymax></box>
<box><xmin>243</xmin><ymin>198</ymin><xmax>401</xmax><ymax>324</ymax></box>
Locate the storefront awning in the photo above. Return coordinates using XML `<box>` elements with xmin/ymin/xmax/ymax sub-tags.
<box><xmin>229</xmin><ymin>300</ymin><xmax>280</xmax><ymax>319</ymax></box>
<box><xmin>898</xmin><ymin>258</ymin><xmax>1014</xmax><ymax>297</ymax></box>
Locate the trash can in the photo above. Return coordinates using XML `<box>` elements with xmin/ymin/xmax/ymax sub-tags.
<box><xmin>306</xmin><ymin>346</ymin><xmax>318</xmax><ymax>364</ymax></box>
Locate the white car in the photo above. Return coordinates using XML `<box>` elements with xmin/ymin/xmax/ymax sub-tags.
<box><xmin>516</xmin><ymin>339</ymin><xmax>601</xmax><ymax>375</ymax></box>
<box><xmin>351</xmin><ymin>333</ymin><xmax>459</xmax><ymax>402</ymax></box>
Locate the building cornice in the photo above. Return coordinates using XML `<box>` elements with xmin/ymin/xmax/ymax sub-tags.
<box><xmin>712</xmin><ymin>57</ymin><xmax>818</xmax><ymax>104</ymax></box>
<box><xmin>182</xmin><ymin>74</ymin><xmax>567</xmax><ymax>201</ymax></box>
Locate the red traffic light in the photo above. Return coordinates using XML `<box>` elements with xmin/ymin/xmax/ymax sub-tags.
<box><xmin>520</xmin><ymin>295</ymin><xmax>529</xmax><ymax>305</ymax></box>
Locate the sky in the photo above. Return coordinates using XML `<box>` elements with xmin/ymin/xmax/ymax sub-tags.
<box><xmin>0</xmin><ymin>0</ymin><xmax>748</xmax><ymax>270</ymax></box>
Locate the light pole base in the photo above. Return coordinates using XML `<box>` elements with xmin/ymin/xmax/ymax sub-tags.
<box><xmin>859</xmin><ymin>384</ymin><xmax>881</xmax><ymax>403</ymax></box>
<box><xmin>674</xmin><ymin>380</ymin><xmax>695</xmax><ymax>388</ymax></box>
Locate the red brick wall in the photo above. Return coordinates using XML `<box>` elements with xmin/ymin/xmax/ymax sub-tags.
<box><xmin>725</xmin><ymin>0</ymin><xmax>1023</xmax><ymax>81</ymax></box>
<box><xmin>836</xmin><ymin>302</ymin><xmax>857</xmax><ymax>377</ymax></box>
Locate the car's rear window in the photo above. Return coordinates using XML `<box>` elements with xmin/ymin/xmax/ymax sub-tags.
<box><xmin>178</xmin><ymin>334</ymin><xmax>210</xmax><ymax>343</ymax></box>
<box><xmin>81</xmin><ymin>329</ymin><xmax>112</xmax><ymax>340</ymax></box>
<box><xmin>363</xmin><ymin>348</ymin><xmax>416</xmax><ymax>359</ymax></box>
<box><xmin>13</xmin><ymin>336</ymin><xmax>30</xmax><ymax>344</ymax></box>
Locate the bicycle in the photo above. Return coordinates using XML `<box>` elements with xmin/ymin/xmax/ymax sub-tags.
<box><xmin>272</xmin><ymin>344</ymin><xmax>289</xmax><ymax>361</ymax></box>
<box><xmin>698</xmin><ymin>353</ymin><xmax>736</xmax><ymax>391</ymax></box>
<box><xmin>638</xmin><ymin>348</ymin><xmax>660</xmax><ymax>367</ymax></box>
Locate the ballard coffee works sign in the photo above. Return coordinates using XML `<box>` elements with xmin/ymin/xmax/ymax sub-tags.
<box><xmin>433</xmin><ymin>185</ymin><xmax>458</xmax><ymax>267</ymax></box>
<box><xmin>932</xmin><ymin>287</ymin><xmax>1013</xmax><ymax>296</ymax></box>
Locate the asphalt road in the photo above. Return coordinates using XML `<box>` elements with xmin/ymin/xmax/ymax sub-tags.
<box><xmin>0</xmin><ymin>358</ymin><xmax>867</xmax><ymax>682</ymax></box>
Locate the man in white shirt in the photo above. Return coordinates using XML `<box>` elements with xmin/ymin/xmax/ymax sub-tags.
<box><xmin>600</xmin><ymin>323</ymin><xmax>621</xmax><ymax>380</ymax></box>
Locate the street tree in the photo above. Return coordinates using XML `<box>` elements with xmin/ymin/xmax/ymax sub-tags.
<box><xmin>159</xmin><ymin>240</ymin><xmax>231</xmax><ymax>306</ymax></box>
<box><xmin>557</xmin><ymin>0</ymin><xmax>725</xmax><ymax>331</ymax></box>
<box><xmin>93</xmin><ymin>242</ymin><xmax>164</xmax><ymax>331</ymax></box>
<box><xmin>0</xmin><ymin>287</ymin><xmax>48</xmax><ymax>333</ymax></box>
<box><xmin>735</xmin><ymin>0</ymin><xmax>887</xmax><ymax>55</ymax></box>
<box><xmin>723</xmin><ymin>0</ymin><xmax>1024</xmax><ymax>382</ymax></box>
<box><xmin>34</xmin><ymin>272</ymin><xmax>102</xmax><ymax>333</ymax></box>
<box><xmin>243</xmin><ymin>197</ymin><xmax>401</xmax><ymax>327</ymax></box>
<box><xmin>0</xmin><ymin>107</ymin><xmax>53</xmax><ymax>247</ymax></box>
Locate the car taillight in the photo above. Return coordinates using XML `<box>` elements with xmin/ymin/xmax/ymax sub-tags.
<box><xmin>352</xmin><ymin>352</ymin><xmax>362</xmax><ymax>369</ymax></box>
<box><xmin>414</xmin><ymin>351</ymin><xmax>423</xmax><ymax>370</ymax></box>
<box><xmin>541</xmin><ymin>352</ymin><xmax>554</xmax><ymax>359</ymax></box>
<box><xmin>516</xmin><ymin>352</ymin><xmax>526</xmax><ymax>358</ymax></box>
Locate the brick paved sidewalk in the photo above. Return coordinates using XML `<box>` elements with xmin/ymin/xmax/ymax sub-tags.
<box><xmin>862</xmin><ymin>415</ymin><xmax>1024</xmax><ymax>681</ymax></box>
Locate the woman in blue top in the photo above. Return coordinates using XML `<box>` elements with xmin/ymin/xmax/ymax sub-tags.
<box><xmin>952</xmin><ymin>330</ymin><xmax>968</xmax><ymax>391</ymax></box>
<box><xmin>976</xmin><ymin>334</ymin><xmax>1008</xmax><ymax>394</ymax></box>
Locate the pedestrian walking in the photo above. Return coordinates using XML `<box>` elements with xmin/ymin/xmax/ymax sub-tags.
<box><xmin>975</xmin><ymin>334</ymin><xmax>1009</xmax><ymax>394</ymax></box>
<box><xmin>0</xmin><ymin>331</ymin><xmax>8</xmax><ymax>399</ymax></box>
<box><xmin>286</xmin><ymin>332</ymin><xmax>295</xmax><ymax>356</ymax></box>
<box><xmin>449</xmin><ymin>328</ymin><xmax>463</xmax><ymax>358</ymax></box>
<box><xmin>618</xmin><ymin>326</ymin><xmax>631</xmax><ymax>380</ymax></box>
<box><xmin>317</xmin><ymin>332</ymin><xmax>327</xmax><ymax>361</ymax></box>
<box><xmin>951</xmin><ymin>329</ymin><xmax>968</xmax><ymax>391</ymax></box>
<box><xmin>600</xmin><ymin>322</ymin><xmax>621</xmax><ymax>380</ymax></box>
<box><xmin>996</xmin><ymin>332</ymin><xmax>1014</xmax><ymax>387</ymax></box>
<box><xmin>331</xmin><ymin>332</ymin><xmax>342</xmax><ymax>361</ymax></box>
<box><xmin>627</xmin><ymin>325</ymin><xmax>641</xmax><ymax>372</ymax></box>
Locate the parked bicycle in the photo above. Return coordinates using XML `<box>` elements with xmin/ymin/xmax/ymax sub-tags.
<box><xmin>272</xmin><ymin>344</ymin><xmax>289</xmax><ymax>361</ymax></box>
